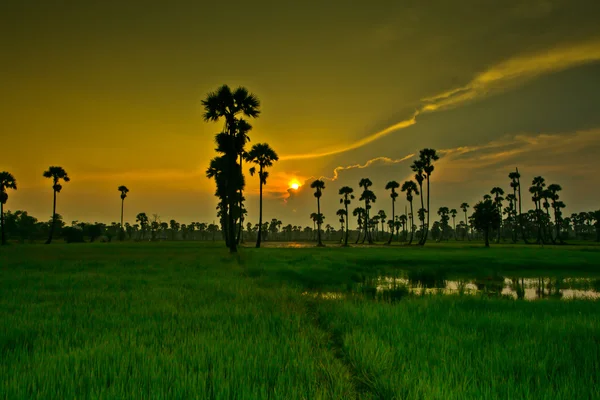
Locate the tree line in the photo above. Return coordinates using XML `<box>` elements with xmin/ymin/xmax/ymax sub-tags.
<box><xmin>2</xmin><ymin>84</ymin><xmax>600</xmax><ymax>248</ymax></box>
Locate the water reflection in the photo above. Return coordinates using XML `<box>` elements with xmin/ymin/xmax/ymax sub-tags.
<box><xmin>355</xmin><ymin>276</ymin><xmax>600</xmax><ymax>301</ymax></box>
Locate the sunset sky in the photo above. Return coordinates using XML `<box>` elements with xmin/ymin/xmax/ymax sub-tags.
<box><xmin>2</xmin><ymin>1</ymin><xmax>600</xmax><ymax>227</ymax></box>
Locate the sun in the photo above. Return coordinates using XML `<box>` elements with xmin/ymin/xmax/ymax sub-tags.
<box><xmin>289</xmin><ymin>180</ymin><xmax>300</xmax><ymax>190</ymax></box>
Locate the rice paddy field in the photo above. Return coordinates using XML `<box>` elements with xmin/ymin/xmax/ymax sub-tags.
<box><xmin>1</xmin><ymin>241</ymin><xmax>600</xmax><ymax>399</ymax></box>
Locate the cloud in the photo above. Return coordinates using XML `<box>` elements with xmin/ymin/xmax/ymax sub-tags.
<box><xmin>279</xmin><ymin>39</ymin><xmax>600</xmax><ymax>161</ymax></box>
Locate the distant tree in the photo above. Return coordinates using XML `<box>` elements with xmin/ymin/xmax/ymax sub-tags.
<box><xmin>401</xmin><ymin>180</ymin><xmax>419</xmax><ymax>245</ymax></box>
<box><xmin>399</xmin><ymin>214</ymin><xmax>408</xmax><ymax>241</ymax></box>
<box><xmin>336</xmin><ymin>209</ymin><xmax>347</xmax><ymax>243</ymax></box>
<box><xmin>378</xmin><ymin>210</ymin><xmax>387</xmax><ymax>241</ymax></box>
<box><xmin>411</xmin><ymin>160</ymin><xmax>426</xmax><ymax>243</ymax></box>
<box><xmin>136</xmin><ymin>212</ymin><xmax>149</xmax><ymax>240</ymax></box>
<box><xmin>118</xmin><ymin>185</ymin><xmax>129</xmax><ymax>240</ymax></box>
<box><xmin>43</xmin><ymin>166</ymin><xmax>70</xmax><ymax>244</ymax></box>
<box><xmin>472</xmin><ymin>198</ymin><xmax>502</xmax><ymax>247</ymax></box>
<box><xmin>338</xmin><ymin>186</ymin><xmax>354</xmax><ymax>246</ymax></box>
<box><xmin>0</xmin><ymin>171</ymin><xmax>17</xmax><ymax>245</ymax></box>
<box><xmin>529</xmin><ymin>176</ymin><xmax>546</xmax><ymax>243</ymax></box>
<box><xmin>169</xmin><ymin>219</ymin><xmax>180</xmax><ymax>240</ymax></box>
<box><xmin>415</xmin><ymin>148</ymin><xmax>439</xmax><ymax>245</ymax></box>
<box><xmin>310</xmin><ymin>180</ymin><xmax>326</xmax><ymax>246</ymax></box>
<box><xmin>547</xmin><ymin>183</ymin><xmax>564</xmax><ymax>243</ymax></box>
<box><xmin>358</xmin><ymin>178</ymin><xmax>376</xmax><ymax>244</ymax></box>
<box><xmin>450</xmin><ymin>208</ymin><xmax>458</xmax><ymax>239</ymax></box>
<box><xmin>352</xmin><ymin>207</ymin><xmax>365</xmax><ymax>244</ymax></box>
<box><xmin>247</xmin><ymin>143</ymin><xmax>279</xmax><ymax>248</ymax></box>
<box><xmin>436</xmin><ymin>207</ymin><xmax>449</xmax><ymax>241</ymax></box>
<box><xmin>490</xmin><ymin>187</ymin><xmax>505</xmax><ymax>243</ymax></box>
<box><xmin>592</xmin><ymin>210</ymin><xmax>600</xmax><ymax>242</ymax></box>
<box><xmin>202</xmin><ymin>84</ymin><xmax>260</xmax><ymax>253</ymax></box>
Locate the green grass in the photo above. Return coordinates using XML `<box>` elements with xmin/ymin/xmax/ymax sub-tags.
<box><xmin>1</xmin><ymin>241</ymin><xmax>600</xmax><ymax>399</ymax></box>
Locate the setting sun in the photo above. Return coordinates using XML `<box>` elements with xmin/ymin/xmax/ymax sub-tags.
<box><xmin>289</xmin><ymin>180</ymin><xmax>300</xmax><ymax>190</ymax></box>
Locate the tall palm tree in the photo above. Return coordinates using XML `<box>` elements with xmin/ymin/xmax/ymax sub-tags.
<box><xmin>0</xmin><ymin>172</ymin><xmax>17</xmax><ymax>246</ymax></box>
<box><xmin>401</xmin><ymin>180</ymin><xmax>419</xmax><ymax>245</ymax></box>
<box><xmin>338</xmin><ymin>186</ymin><xmax>354</xmax><ymax>246</ymax></box>
<box><xmin>359</xmin><ymin>178</ymin><xmax>376</xmax><ymax>244</ymax></box>
<box><xmin>43</xmin><ymin>166</ymin><xmax>70</xmax><ymax>244</ymax></box>
<box><xmin>399</xmin><ymin>214</ymin><xmax>408</xmax><ymax>241</ymax></box>
<box><xmin>547</xmin><ymin>183</ymin><xmax>564</xmax><ymax>243</ymax></box>
<box><xmin>490</xmin><ymin>187</ymin><xmax>505</xmax><ymax>243</ymax></box>
<box><xmin>247</xmin><ymin>143</ymin><xmax>279</xmax><ymax>248</ymax></box>
<box><xmin>450</xmin><ymin>208</ymin><xmax>457</xmax><ymax>239</ymax></box>
<box><xmin>385</xmin><ymin>181</ymin><xmax>400</xmax><ymax>245</ymax></box>
<box><xmin>202</xmin><ymin>84</ymin><xmax>260</xmax><ymax>253</ymax></box>
<box><xmin>311</xmin><ymin>180</ymin><xmax>326</xmax><ymax>246</ymax></box>
<box><xmin>352</xmin><ymin>207</ymin><xmax>365</xmax><ymax>244</ymax></box>
<box><xmin>118</xmin><ymin>185</ymin><xmax>129</xmax><ymax>240</ymax></box>
<box><xmin>411</xmin><ymin>160</ymin><xmax>426</xmax><ymax>243</ymax></box>
<box><xmin>377</xmin><ymin>210</ymin><xmax>387</xmax><ymax>241</ymax></box>
<box><xmin>460</xmin><ymin>203</ymin><xmax>470</xmax><ymax>241</ymax></box>
<box><xmin>417</xmin><ymin>148</ymin><xmax>439</xmax><ymax>245</ymax></box>
<box><xmin>529</xmin><ymin>176</ymin><xmax>546</xmax><ymax>243</ymax></box>
<box><xmin>509</xmin><ymin>168</ymin><xmax>531</xmax><ymax>244</ymax></box>
<box><xmin>336</xmin><ymin>209</ymin><xmax>346</xmax><ymax>242</ymax></box>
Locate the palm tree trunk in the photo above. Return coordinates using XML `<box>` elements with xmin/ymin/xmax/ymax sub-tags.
<box><xmin>408</xmin><ymin>200</ymin><xmax>415</xmax><ymax>245</ymax></box>
<box><xmin>464</xmin><ymin>211</ymin><xmax>470</xmax><ymax>241</ymax></box>
<box><xmin>344</xmin><ymin>202</ymin><xmax>349</xmax><ymax>246</ymax></box>
<box><xmin>120</xmin><ymin>198</ymin><xmax>125</xmax><ymax>241</ymax></box>
<box><xmin>256</xmin><ymin>174</ymin><xmax>263</xmax><ymax>248</ymax></box>
<box><xmin>0</xmin><ymin>202</ymin><xmax>5</xmax><ymax>245</ymax></box>
<box><xmin>387</xmin><ymin>200</ymin><xmax>395</xmax><ymax>245</ymax></box>
<box><xmin>516</xmin><ymin>172</ymin><xmax>531</xmax><ymax>244</ymax></box>
<box><xmin>423</xmin><ymin>176</ymin><xmax>431</xmax><ymax>245</ymax></box>
<box><xmin>417</xmin><ymin>183</ymin><xmax>425</xmax><ymax>245</ymax></box>
<box><xmin>45</xmin><ymin>190</ymin><xmax>57</xmax><ymax>244</ymax></box>
<box><xmin>316</xmin><ymin>197</ymin><xmax>323</xmax><ymax>246</ymax></box>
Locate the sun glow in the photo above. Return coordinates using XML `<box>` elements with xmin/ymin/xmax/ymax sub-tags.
<box><xmin>289</xmin><ymin>180</ymin><xmax>300</xmax><ymax>190</ymax></box>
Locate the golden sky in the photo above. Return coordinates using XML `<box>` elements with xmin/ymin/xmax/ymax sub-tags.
<box><xmin>2</xmin><ymin>0</ymin><xmax>600</xmax><ymax>226</ymax></box>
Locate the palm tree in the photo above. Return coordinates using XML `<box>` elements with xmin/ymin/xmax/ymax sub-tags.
<box><xmin>136</xmin><ymin>212</ymin><xmax>149</xmax><ymax>240</ymax></box>
<box><xmin>399</xmin><ymin>214</ymin><xmax>408</xmax><ymax>241</ymax></box>
<box><xmin>460</xmin><ymin>203</ymin><xmax>470</xmax><ymax>241</ymax></box>
<box><xmin>411</xmin><ymin>160</ymin><xmax>426</xmax><ymax>243</ymax></box>
<box><xmin>358</xmin><ymin>178</ymin><xmax>376</xmax><ymax>244</ymax></box>
<box><xmin>490</xmin><ymin>187</ymin><xmax>505</xmax><ymax>243</ymax></box>
<box><xmin>547</xmin><ymin>183</ymin><xmax>564</xmax><ymax>243</ymax></box>
<box><xmin>384</xmin><ymin>181</ymin><xmax>400</xmax><ymax>245</ymax></box>
<box><xmin>509</xmin><ymin>168</ymin><xmax>531</xmax><ymax>243</ymax></box>
<box><xmin>401</xmin><ymin>180</ymin><xmax>419</xmax><ymax>245</ymax></box>
<box><xmin>450</xmin><ymin>209</ymin><xmax>457</xmax><ymax>239</ymax></box>
<box><xmin>247</xmin><ymin>143</ymin><xmax>279</xmax><ymax>248</ymax></box>
<box><xmin>118</xmin><ymin>185</ymin><xmax>129</xmax><ymax>240</ymax></box>
<box><xmin>352</xmin><ymin>207</ymin><xmax>365</xmax><ymax>244</ymax></box>
<box><xmin>338</xmin><ymin>186</ymin><xmax>354</xmax><ymax>246</ymax></box>
<box><xmin>0</xmin><ymin>172</ymin><xmax>17</xmax><ymax>246</ymax></box>
<box><xmin>43</xmin><ymin>166</ymin><xmax>70</xmax><ymax>244</ymax></box>
<box><xmin>311</xmin><ymin>180</ymin><xmax>326</xmax><ymax>246</ymax></box>
<box><xmin>377</xmin><ymin>210</ymin><xmax>387</xmax><ymax>241</ymax></box>
<box><xmin>336</xmin><ymin>209</ymin><xmax>347</xmax><ymax>242</ymax></box>
<box><xmin>202</xmin><ymin>85</ymin><xmax>260</xmax><ymax>253</ymax></box>
<box><xmin>529</xmin><ymin>176</ymin><xmax>546</xmax><ymax>243</ymax></box>
<box><xmin>437</xmin><ymin>207</ymin><xmax>449</xmax><ymax>241</ymax></box>
<box><xmin>417</xmin><ymin>148</ymin><xmax>439</xmax><ymax>245</ymax></box>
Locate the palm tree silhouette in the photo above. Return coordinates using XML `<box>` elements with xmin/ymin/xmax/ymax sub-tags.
<box><xmin>247</xmin><ymin>143</ymin><xmax>279</xmax><ymax>248</ymax></box>
<box><xmin>377</xmin><ymin>210</ymin><xmax>387</xmax><ymax>241</ymax></box>
<box><xmin>547</xmin><ymin>183</ymin><xmax>564</xmax><ymax>243</ymax></box>
<box><xmin>509</xmin><ymin>168</ymin><xmax>530</xmax><ymax>243</ymax></box>
<box><xmin>43</xmin><ymin>166</ymin><xmax>70</xmax><ymax>244</ymax></box>
<box><xmin>450</xmin><ymin>208</ymin><xmax>457</xmax><ymax>239</ymax></box>
<box><xmin>202</xmin><ymin>85</ymin><xmax>260</xmax><ymax>253</ymax></box>
<box><xmin>399</xmin><ymin>214</ymin><xmax>408</xmax><ymax>241</ymax></box>
<box><xmin>385</xmin><ymin>181</ymin><xmax>400</xmax><ymax>245</ymax></box>
<box><xmin>411</xmin><ymin>160</ymin><xmax>426</xmax><ymax>243</ymax></box>
<box><xmin>472</xmin><ymin>198</ymin><xmax>501</xmax><ymax>247</ymax></box>
<box><xmin>352</xmin><ymin>207</ymin><xmax>365</xmax><ymax>244</ymax></box>
<box><xmin>358</xmin><ymin>178</ymin><xmax>376</xmax><ymax>244</ymax></box>
<box><xmin>336</xmin><ymin>209</ymin><xmax>347</xmax><ymax>242</ymax></box>
<box><xmin>0</xmin><ymin>172</ymin><xmax>17</xmax><ymax>246</ymax></box>
<box><xmin>311</xmin><ymin>180</ymin><xmax>326</xmax><ymax>246</ymax></box>
<box><xmin>490</xmin><ymin>187</ymin><xmax>505</xmax><ymax>243</ymax></box>
<box><xmin>417</xmin><ymin>148</ymin><xmax>439</xmax><ymax>245</ymax></box>
<box><xmin>401</xmin><ymin>180</ymin><xmax>419</xmax><ymax>245</ymax></box>
<box><xmin>338</xmin><ymin>186</ymin><xmax>354</xmax><ymax>246</ymax></box>
<box><xmin>136</xmin><ymin>212</ymin><xmax>149</xmax><ymax>240</ymax></box>
<box><xmin>118</xmin><ymin>185</ymin><xmax>129</xmax><ymax>240</ymax></box>
<box><xmin>460</xmin><ymin>203</ymin><xmax>470</xmax><ymax>241</ymax></box>
<box><xmin>529</xmin><ymin>176</ymin><xmax>546</xmax><ymax>243</ymax></box>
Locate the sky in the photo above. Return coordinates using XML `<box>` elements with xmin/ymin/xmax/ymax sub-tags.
<box><xmin>2</xmin><ymin>0</ymin><xmax>600</xmax><ymax>228</ymax></box>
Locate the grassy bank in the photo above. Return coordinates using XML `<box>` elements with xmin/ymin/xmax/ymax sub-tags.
<box><xmin>1</xmin><ymin>242</ymin><xmax>599</xmax><ymax>399</ymax></box>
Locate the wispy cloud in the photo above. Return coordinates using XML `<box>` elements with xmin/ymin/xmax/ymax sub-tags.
<box><xmin>280</xmin><ymin>39</ymin><xmax>600</xmax><ymax>161</ymax></box>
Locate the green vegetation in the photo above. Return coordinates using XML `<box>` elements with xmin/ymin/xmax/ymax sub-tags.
<box><xmin>1</xmin><ymin>242</ymin><xmax>600</xmax><ymax>398</ymax></box>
